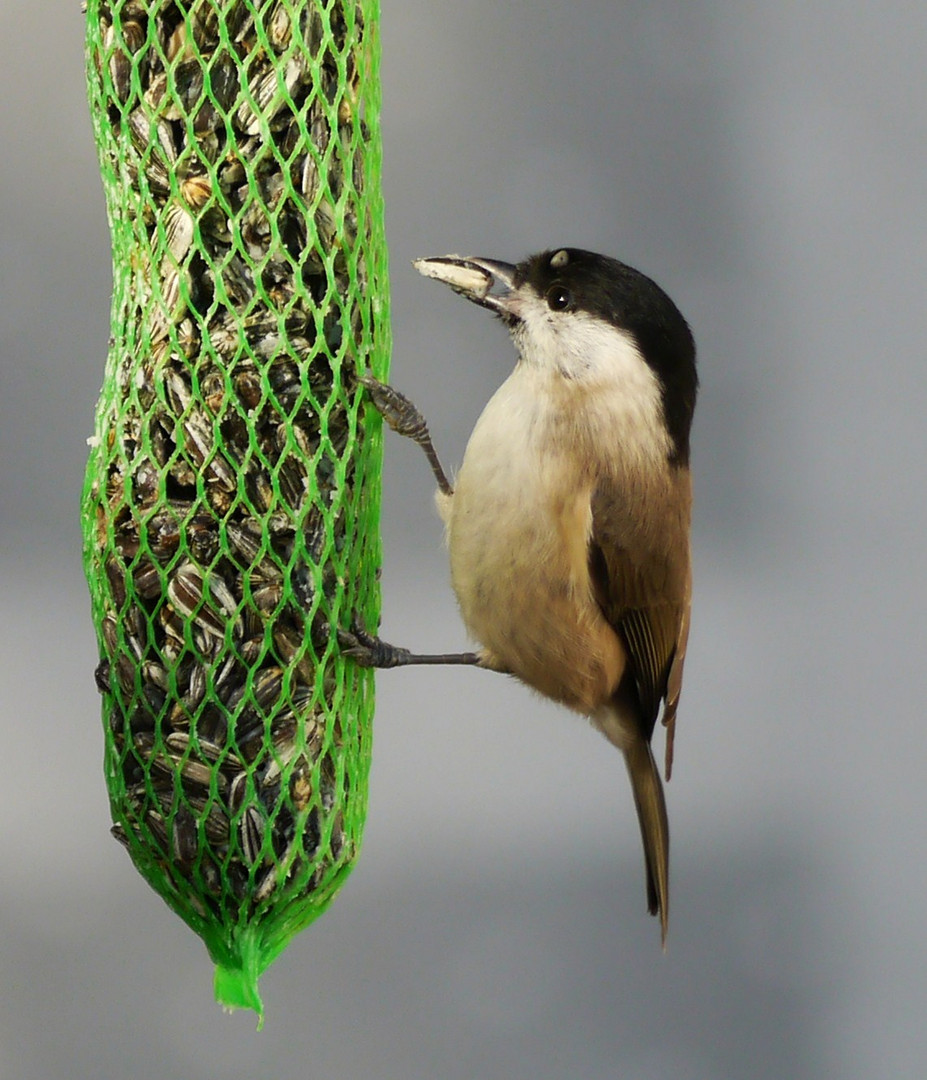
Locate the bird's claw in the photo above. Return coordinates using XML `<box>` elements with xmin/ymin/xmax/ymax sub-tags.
<box><xmin>359</xmin><ymin>375</ymin><xmax>429</xmax><ymax>442</ymax></box>
<box><xmin>337</xmin><ymin>620</ymin><xmax>412</xmax><ymax>669</ymax></box>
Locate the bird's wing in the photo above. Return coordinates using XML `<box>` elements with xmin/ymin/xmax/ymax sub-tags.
<box><xmin>588</xmin><ymin>481</ymin><xmax>691</xmax><ymax>760</ymax></box>
<box><xmin>659</xmin><ymin>563</ymin><xmax>691</xmax><ymax>780</ymax></box>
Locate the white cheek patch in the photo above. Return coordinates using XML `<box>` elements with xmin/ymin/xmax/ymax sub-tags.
<box><xmin>512</xmin><ymin>298</ymin><xmax>671</xmax><ymax>464</ymax></box>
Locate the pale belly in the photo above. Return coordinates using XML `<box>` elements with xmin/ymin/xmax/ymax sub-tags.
<box><xmin>442</xmin><ymin>380</ymin><xmax>626</xmax><ymax>712</ymax></box>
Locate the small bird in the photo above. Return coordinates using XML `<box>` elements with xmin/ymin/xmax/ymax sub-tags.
<box><xmin>347</xmin><ymin>248</ymin><xmax>697</xmax><ymax>943</ymax></box>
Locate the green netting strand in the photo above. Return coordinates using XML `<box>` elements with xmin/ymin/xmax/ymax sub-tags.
<box><xmin>82</xmin><ymin>0</ymin><xmax>388</xmax><ymax>1022</ymax></box>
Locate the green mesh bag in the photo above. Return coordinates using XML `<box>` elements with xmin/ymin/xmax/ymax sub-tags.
<box><xmin>82</xmin><ymin>0</ymin><xmax>388</xmax><ymax>1021</ymax></box>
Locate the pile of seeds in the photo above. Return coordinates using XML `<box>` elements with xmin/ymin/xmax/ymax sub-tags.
<box><xmin>84</xmin><ymin>0</ymin><xmax>379</xmax><ymax>926</ymax></box>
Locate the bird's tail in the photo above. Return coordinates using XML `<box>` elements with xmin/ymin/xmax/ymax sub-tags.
<box><xmin>621</xmin><ymin>734</ymin><xmax>670</xmax><ymax>945</ymax></box>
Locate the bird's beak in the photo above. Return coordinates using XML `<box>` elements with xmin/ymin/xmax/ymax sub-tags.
<box><xmin>413</xmin><ymin>255</ymin><xmax>517</xmax><ymax>317</ymax></box>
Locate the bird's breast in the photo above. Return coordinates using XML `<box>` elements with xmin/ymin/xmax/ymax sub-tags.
<box><xmin>442</xmin><ymin>371</ymin><xmax>626</xmax><ymax>711</ymax></box>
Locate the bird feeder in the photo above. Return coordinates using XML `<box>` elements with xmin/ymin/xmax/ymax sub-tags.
<box><xmin>82</xmin><ymin>0</ymin><xmax>389</xmax><ymax>1022</ymax></box>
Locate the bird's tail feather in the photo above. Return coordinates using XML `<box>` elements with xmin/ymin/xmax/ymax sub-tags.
<box><xmin>622</xmin><ymin>735</ymin><xmax>670</xmax><ymax>945</ymax></box>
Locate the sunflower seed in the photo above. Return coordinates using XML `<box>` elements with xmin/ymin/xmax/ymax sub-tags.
<box><xmin>239</xmin><ymin>806</ymin><xmax>265</xmax><ymax>866</ymax></box>
<box><xmin>162</xmin><ymin>201</ymin><xmax>195</xmax><ymax>265</ymax></box>
<box><xmin>172</xmin><ymin>806</ymin><xmax>198</xmax><ymax>868</ymax></box>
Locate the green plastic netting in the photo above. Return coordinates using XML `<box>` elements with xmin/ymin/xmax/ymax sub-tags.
<box><xmin>82</xmin><ymin>0</ymin><xmax>388</xmax><ymax>1021</ymax></box>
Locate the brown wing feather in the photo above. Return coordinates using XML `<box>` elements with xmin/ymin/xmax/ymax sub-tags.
<box><xmin>660</xmin><ymin>562</ymin><xmax>691</xmax><ymax>780</ymax></box>
<box><xmin>589</xmin><ymin>476</ymin><xmax>691</xmax><ymax>758</ymax></box>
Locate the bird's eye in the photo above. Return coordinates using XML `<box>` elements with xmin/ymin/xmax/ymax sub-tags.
<box><xmin>546</xmin><ymin>285</ymin><xmax>573</xmax><ymax>311</ymax></box>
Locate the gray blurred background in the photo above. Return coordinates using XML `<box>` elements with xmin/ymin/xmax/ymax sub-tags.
<box><xmin>2</xmin><ymin>1</ymin><xmax>925</xmax><ymax>1077</ymax></box>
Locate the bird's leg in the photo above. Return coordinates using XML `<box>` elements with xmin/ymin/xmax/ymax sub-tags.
<box><xmin>359</xmin><ymin>374</ymin><xmax>454</xmax><ymax>496</ymax></box>
<box><xmin>337</xmin><ymin>620</ymin><xmax>482</xmax><ymax>669</ymax></box>
<box><xmin>348</xmin><ymin>377</ymin><xmax>475</xmax><ymax>667</ymax></box>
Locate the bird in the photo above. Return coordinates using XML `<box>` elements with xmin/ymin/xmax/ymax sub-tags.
<box><xmin>346</xmin><ymin>247</ymin><xmax>697</xmax><ymax>943</ymax></box>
